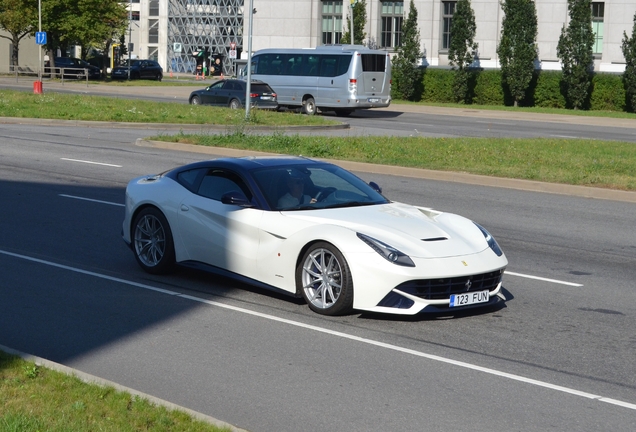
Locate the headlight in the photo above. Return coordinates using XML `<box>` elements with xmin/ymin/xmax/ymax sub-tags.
<box><xmin>357</xmin><ymin>233</ymin><xmax>415</xmax><ymax>267</ymax></box>
<box><xmin>474</xmin><ymin>223</ymin><xmax>503</xmax><ymax>256</ymax></box>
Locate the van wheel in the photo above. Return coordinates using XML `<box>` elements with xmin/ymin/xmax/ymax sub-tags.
<box><xmin>302</xmin><ymin>97</ymin><xmax>316</xmax><ymax>115</ymax></box>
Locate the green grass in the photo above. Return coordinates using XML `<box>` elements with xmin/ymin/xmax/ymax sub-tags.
<box><xmin>0</xmin><ymin>351</ymin><xmax>231</xmax><ymax>432</ymax></box>
<box><xmin>0</xmin><ymin>89</ymin><xmax>336</xmax><ymax>126</ymax></box>
<box><xmin>153</xmin><ymin>131</ymin><xmax>636</xmax><ymax>191</ymax></box>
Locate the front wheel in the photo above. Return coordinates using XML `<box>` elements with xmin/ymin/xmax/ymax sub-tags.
<box><xmin>302</xmin><ymin>97</ymin><xmax>316</xmax><ymax>115</ymax></box>
<box><xmin>297</xmin><ymin>242</ymin><xmax>353</xmax><ymax>315</ymax></box>
<box><xmin>190</xmin><ymin>95</ymin><xmax>201</xmax><ymax>105</ymax></box>
<box><xmin>132</xmin><ymin>207</ymin><xmax>175</xmax><ymax>274</ymax></box>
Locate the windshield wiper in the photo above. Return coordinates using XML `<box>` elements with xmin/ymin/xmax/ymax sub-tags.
<box><xmin>322</xmin><ymin>201</ymin><xmax>375</xmax><ymax>209</ymax></box>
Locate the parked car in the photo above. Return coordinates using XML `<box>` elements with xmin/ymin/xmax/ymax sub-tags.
<box><xmin>45</xmin><ymin>57</ymin><xmax>102</xmax><ymax>79</ymax></box>
<box><xmin>111</xmin><ymin>59</ymin><xmax>163</xmax><ymax>81</ymax></box>
<box><xmin>188</xmin><ymin>79</ymin><xmax>278</xmax><ymax>110</ymax></box>
<box><xmin>122</xmin><ymin>156</ymin><xmax>507</xmax><ymax>316</ymax></box>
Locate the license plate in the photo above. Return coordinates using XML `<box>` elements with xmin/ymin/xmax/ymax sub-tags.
<box><xmin>261</xmin><ymin>96</ymin><xmax>272</xmax><ymax>100</ymax></box>
<box><xmin>449</xmin><ymin>290</ymin><xmax>489</xmax><ymax>307</ymax></box>
<box><xmin>368</xmin><ymin>98</ymin><xmax>380</xmax><ymax>103</ymax></box>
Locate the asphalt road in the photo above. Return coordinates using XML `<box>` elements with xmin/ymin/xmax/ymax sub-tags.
<box><xmin>1</xmin><ymin>119</ymin><xmax>635</xmax><ymax>431</ymax></box>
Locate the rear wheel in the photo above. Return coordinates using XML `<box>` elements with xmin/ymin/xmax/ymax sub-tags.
<box><xmin>132</xmin><ymin>207</ymin><xmax>175</xmax><ymax>274</ymax></box>
<box><xmin>229</xmin><ymin>98</ymin><xmax>241</xmax><ymax>109</ymax></box>
<box><xmin>297</xmin><ymin>242</ymin><xmax>353</xmax><ymax>315</ymax></box>
<box><xmin>302</xmin><ymin>97</ymin><xmax>316</xmax><ymax>115</ymax></box>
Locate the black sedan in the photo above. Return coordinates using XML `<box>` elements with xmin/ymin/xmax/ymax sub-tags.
<box><xmin>111</xmin><ymin>59</ymin><xmax>163</xmax><ymax>81</ymax></box>
<box><xmin>45</xmin><ymin>57</ymin><xmax>102</xmax><ymax>79</ymax></box>
<box><xmin>189</xmin><ymin>79</ymin><xmax>278</xmax><ymax>110</ymax></box>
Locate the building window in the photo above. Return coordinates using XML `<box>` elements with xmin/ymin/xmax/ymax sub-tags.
<box><xmin>442</xmin><ymin>1</ymin><xmax>456</xmax><ymax>50</ymax></box>
<box><xmin>380</xmin><ymin>1</ymin><xmax>403</xmax><ymax>48</ymax></box>
<box><xmin>592</xmin><ymin>2</ymin><xmax>604</xmax><ymax>55</ymax></box>
<box><xmin>149</xmin><ymin>48</ymin><xmax>158</xmax><ymax>62</ymax></box>
<box><xmin>131</xmin><ymin>11</ymin><xmax>140</xmax><ymax>21</ymax></box>
<box><xmin>148</xmin><ymin>19</ymin><xmax>159</xmax><ymax>44</ymax></box>
<box><xmin>149</xmin><ymin>0</ymin><xmax>159</xmax><ymax>17</ymax></box>
<box><xmin>322</xmin><ymin>1</ymin><xmax>343</xmax><ymax>45</ymax></box>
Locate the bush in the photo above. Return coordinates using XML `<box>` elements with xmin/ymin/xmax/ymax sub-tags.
<box><xmin>590</xmin><ymin>73</ymin><xmax>625</xmax><ymax>111</ymax></box>
<box><xmin>472</xmin><ymin>69</ymin><xmax>505</xmax><ymax>106</ymax></box>
<box><xmin>533</xmin><ymin>70</ymin><xmax>566</xmax><ymax>108</ymax></box>
<box><xmin>420</xmin><ymin>68</ymin><xmax>454</xmax><ymax>102</ymax></box>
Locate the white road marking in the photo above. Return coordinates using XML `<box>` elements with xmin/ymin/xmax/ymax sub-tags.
<box><xmin>505</xmin><ymin>271</ymin><xmax>583</xmax><ymax>287</ymax></box>
<box><xmin>550</xmin><ymin>135</ymin><xmax>579</xmax><ymax>139</ymax></box>
<box><xmin>59</xmin><ymin>194</ymin><xmax>124</xmax><ymax>207</ymax></box>
<box><xmin>60</xmin><ymin>158</ymin><xmax>122</xmax><ymax>168</ymax></box>
<box><xmin>0</xmin><ymin>249</ymin><xmax>632</xmax><ymax>411</ymax></box>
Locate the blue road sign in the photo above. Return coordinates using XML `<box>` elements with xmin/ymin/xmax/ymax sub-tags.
<box><xmin>35</xmin><ymin>32</ymin><xmax>47</xmax><ymax>45</ymax></box>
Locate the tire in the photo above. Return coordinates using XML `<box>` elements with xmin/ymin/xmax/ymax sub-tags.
<box><xmin>297</xmin><ymin>242</ymin><xmax>353</xmax><ymax>315</ymax></box>
<box><xmin>190</xmin><ymin>95</ymin><xmax>201</xmax><ymax>105</ymax></box>
<box><xmin>302</xmin><ymin>97</ymin><xmax>316</xmax><ymax>115</ymax></box>
<box><xmin>156</xmin><ymin>73</ymin><xmax>162</xmax><ymax>81</ymax></box>
<box><xmin>132</xmin><ymin>207</ymin><xmax>175</xmax><ymax>275</ymax></box>
<box><xmin>229</xmin><ymin>98</ymin><xmax>241</xmax><ymax>109</ymax></box>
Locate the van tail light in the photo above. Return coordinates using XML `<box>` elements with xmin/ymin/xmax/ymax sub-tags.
<box><xmin>348</xmin><ymin>78</ymin><xmax>357</xmax><ymax>93</ymax></box>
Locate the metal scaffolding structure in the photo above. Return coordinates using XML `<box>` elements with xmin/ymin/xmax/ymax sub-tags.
<box><xmin>167</xmin><ymin>0</ymin><xmax>244</xmax><ymax>75</ymax></box>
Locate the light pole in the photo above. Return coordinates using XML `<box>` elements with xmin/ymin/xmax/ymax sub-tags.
<box><xmin>244</xmin><ymin>0</ymin><xmax>254</xmax><ymax>119</ymax></box>
<box><xmin>128</xmin><ymin>0</ymin><xmax>132</xmax><ymax>80</ymax></box>
<box><xmin>38</xmin><ymin>0</ymin><xmax>42</xmax><ymax>81</ymax></box>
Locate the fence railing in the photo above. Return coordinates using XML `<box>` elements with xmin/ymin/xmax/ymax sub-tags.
<box><xmin>8</xmin><ymin>65</ymin><xmax>92</xmax><ymax>86</ymax></box>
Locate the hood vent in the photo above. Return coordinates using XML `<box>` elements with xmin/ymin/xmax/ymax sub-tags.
<box><xmin>422</xmin><ymin>237</ymin><xmax>448</xmax><ymax>242</ymax></box>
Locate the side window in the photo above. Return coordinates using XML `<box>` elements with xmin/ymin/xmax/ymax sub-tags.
<box><xmin>197</xmin><ymin>170</ymin><xmax>252</xmax><ymax>201</ymax></box>
<box><xmin>176</xmin><ymin>168</ymin><xmax>207</xmax><ymax>193</ymax></box>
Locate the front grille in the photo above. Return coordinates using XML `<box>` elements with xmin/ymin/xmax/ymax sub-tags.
<box><xmin>395</xmin><ymin>269</ymin><xmax>504</xmax><ymax>300</ymax></box>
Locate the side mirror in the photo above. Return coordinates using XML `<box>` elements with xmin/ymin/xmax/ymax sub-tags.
<box><xmin>369</xmin><ymin>181</ymin><xmax>382</xmax><ymax>194</ymax></box>
<box><xmin>221</xmin><ymin>191</ymin><xmax>253</xmax><ymax>207</ymax></box>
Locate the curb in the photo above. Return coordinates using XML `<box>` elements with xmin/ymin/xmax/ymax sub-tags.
<box><xmin>0</xmin><ymin>115</ymin><xmax>349</xmax><ymax>132</ymax></box>
<box><xmin>0</xmin><ymin>344</ymin><xmax>248</xmax><ymax>432</ymax></box>
<box><xmin>136</xmin><ymin>138</ymin><xmax>636</xmax><ymax>204</ymax></box>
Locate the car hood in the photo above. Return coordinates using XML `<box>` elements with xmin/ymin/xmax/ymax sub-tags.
<box><xmin>282</xmin><ymin>202</ymin><xmax>490</xmax><ymax>258</ymax></box>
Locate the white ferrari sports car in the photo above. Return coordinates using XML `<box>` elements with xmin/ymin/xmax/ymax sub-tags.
<box><xmin>122</xmin><ymin>156</ymin><xmax>508</xmax><ymax>316</ymax></box>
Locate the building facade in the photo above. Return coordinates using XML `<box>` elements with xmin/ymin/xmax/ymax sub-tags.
<box><xmin>2</xmin><ymin>0</ymin><xmax>635</xmax><ymax>75</ymax></box>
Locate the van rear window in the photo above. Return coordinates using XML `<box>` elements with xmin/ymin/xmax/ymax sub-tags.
<box><xmin>361</xmin><ymin>54</ymin><xmax>386</xmax><ymax>72</ymax></box>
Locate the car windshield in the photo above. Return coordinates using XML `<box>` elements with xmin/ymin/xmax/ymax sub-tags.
<box><xmin>251</xmin><ymin>164</ymin><xmax>388</xmax><ymax>211</ymax></box>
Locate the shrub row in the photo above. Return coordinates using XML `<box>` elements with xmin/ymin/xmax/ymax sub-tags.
<box><xmin>413</xmin><ymin>68</ymin><xmax>628</xmax><ymax>112</ymax></box>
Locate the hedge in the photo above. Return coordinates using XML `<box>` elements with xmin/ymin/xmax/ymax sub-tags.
<box><xmin>415</xmin><ymin>68</ymin><xmax>628</xmax><ymax>112</ymax></box>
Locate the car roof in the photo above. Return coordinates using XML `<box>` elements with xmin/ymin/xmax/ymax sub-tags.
<box><xmin>168</xmin><ymin>156</ymin><xmax>328</xmax><ymax>174</ymax></box>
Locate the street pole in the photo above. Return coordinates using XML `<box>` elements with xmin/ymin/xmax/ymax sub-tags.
<box><xmin>38</xmin><ymin>0</ymin><xmax>41</xmax><ymax>81</ymax></box>
<box><xmin>128</xmin><ymin>0</ymin><xmax>132</xmax><ymax>80</ymax></box>
<box><xmin>245</xmin><ymin>0</ymin><xmax>254</xmax><ymax>119</ymax></box>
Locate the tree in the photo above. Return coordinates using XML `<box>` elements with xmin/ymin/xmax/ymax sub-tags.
<box><xmin>0</xmin><ymin>0</ymin><xmax>38</xmax><ymax>69</ymax></box>
<box><xmin>497</xmin><ymin>0</ymin><xmax>538</xmax><ymax>107</ymax></box>
<box><xmin>392</xmin><ymin>0</ymin><xmax>422</xmax><ymax>101</ymax></box>
<box><xmin>621</xmin><ymin>12</ymin><xmax>636</xmax><ymax>112</ymax></box>
<box><xmin>341</xmin><ymin>0</ymin><xmax>367</xmax><ymax>45</ymax></box>
<box><xmin>448</xmin><ymin>0</ymin><xmax>478</xmax><ymax>103</ymax></box>
<box><xmin>556</xmin><ymin>0</ymin><xmax>594</xmax><ymax>110</ymax></box>
<box><xmin>40</xmin><ymin>0</ymin><xmax>127</xmax><ymax>76</ymax></box>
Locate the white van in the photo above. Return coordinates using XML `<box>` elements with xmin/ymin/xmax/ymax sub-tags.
<box><xmin>244</xmin><ymin>45</ymin><xmax>392</xmax><ymax>116</ymax></box>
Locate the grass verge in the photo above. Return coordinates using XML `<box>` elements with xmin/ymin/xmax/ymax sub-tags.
<box><xmin>0</xmin><ymin>89</ymin><xmax>336</xmax><ymax>126</ymax></box>
<box><xmin>153</xmin><ymin>131</ymin><xmax>636</xmax><ymax>191</ymax></box>
<box><xmin>0</xmin><ymin>350</ymin><xmax>231</xmax><ymax>432</ymax></box>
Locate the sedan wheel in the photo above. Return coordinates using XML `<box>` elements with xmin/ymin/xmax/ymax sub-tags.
<box><xmin>190</xmin><ymin>95</ymin><xmax>201</xmax><ymax>105</ymax></box>
<box><xmin>132</xmin><ymin>207</ymin><xmax>175</xmax><ymax>274</ymax></box>
<box><xmin>229</xmin><ymin>98</ymin><xmax>241</xmax><ymax>109</ymax></box>
<box><xmin>297</xmin><ymin>242</ymin><xmax>353</xmax><ymax>315</ymax></box>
